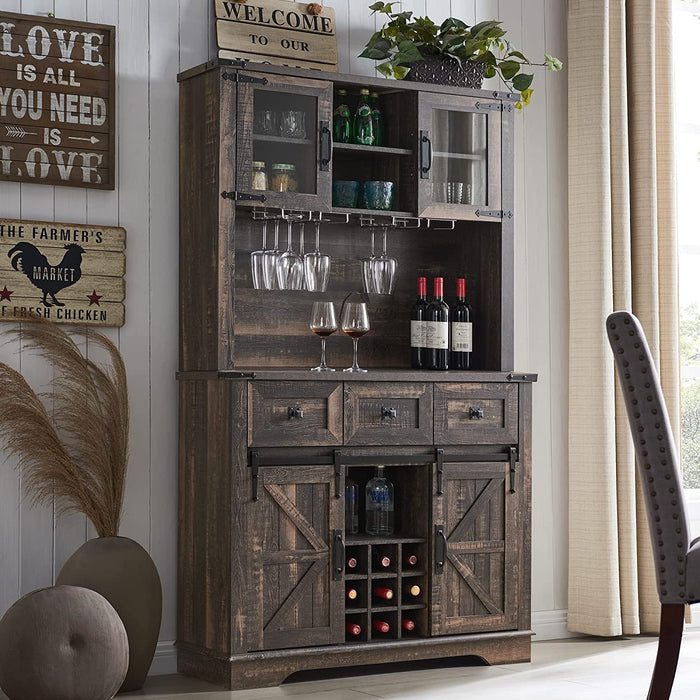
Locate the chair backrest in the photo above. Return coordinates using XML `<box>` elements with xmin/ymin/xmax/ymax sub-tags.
<box><xmin>606</xmin><ymin>311</ymin><xmax>690</xmax><ymax>604</ymax></box>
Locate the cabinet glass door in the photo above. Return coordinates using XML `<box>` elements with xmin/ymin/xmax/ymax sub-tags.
<box><xmin>418</xmin><ymin>95</ymin><xmax>501</xmax><ymax>220</ymax></box>
<box><xmin>235</xmin><ymin>72</ymin><xmax>333</xmax><ymax>210</ymax></box>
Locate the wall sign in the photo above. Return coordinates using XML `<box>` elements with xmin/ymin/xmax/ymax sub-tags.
<box><xmin>214</xmin><ymin>0</ymin><xmax>337</xmax><ymax>72</ymax></box>
<box><xmin>0</xmin><ymin>12</ymin><xmax>115</xmax><ymax>189</ymax></box>
<box><xmin>0</xmin><ymin>218</ymin><xmax>125</xmax><ymax>326</ymax></box>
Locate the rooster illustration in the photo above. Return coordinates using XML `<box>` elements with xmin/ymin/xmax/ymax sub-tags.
<box><xmin>8</xmin><ymin>242</ymin><xmax>85</xmax><ymax>307</ymax></box>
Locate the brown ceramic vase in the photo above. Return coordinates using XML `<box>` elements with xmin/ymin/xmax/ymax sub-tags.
<box><xmin>56</xmin><ymin>536</ymin><xmax>162</xmax><ymax>693</ymax></box>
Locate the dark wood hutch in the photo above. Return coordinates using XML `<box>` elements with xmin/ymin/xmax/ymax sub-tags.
<box><xmin>177</xmin><ymin>58</ymin><xmax>536</xmax><ymax>690</ymax></box>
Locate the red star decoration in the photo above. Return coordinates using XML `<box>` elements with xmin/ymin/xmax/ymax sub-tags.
<box><xmin>0</xmin><ymin>286</ymin><xmax>13</xmax><ymax>302</ymax></box>
<box><xmin>87</xmin><ymin>290</ymin><xmax>102</xmax><ymax>306</ymax></box>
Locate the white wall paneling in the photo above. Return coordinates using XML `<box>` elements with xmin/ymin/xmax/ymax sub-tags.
<box><xmin>0</xmin><ymin>0</ymin><xmax>570</xmax><ymax>672</ymax></box>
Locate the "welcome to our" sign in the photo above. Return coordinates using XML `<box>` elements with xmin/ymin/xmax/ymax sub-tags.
<box><xmin>0</xmin><ymin>12</ymin><xmax>115</xmax><ymax>189</ymax></box>
<box><xmin>215</xmin><ymin>0</ymin><xmax>337</xmax><ymax>72</ymax></box>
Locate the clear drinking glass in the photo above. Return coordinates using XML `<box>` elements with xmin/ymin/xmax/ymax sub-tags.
<box><xmin>310</xmin><ymin>301</ymin><xmax>337</xmax><ymax>371</ymax></box>
<box><xmin>361</xmin><ymin>229</ymin><xmax>377</xmax><ymax>294</ymax></box>
<box><xmin>304</xmin><ymin>219</ymin><xmax>331</xmax><ymax>292</ymax></box>
<box><xmin>372</xmin><ymin>226</ymin><xmax>397</xmax><ymax>295</ymax></box>
<box><xmin>250</xmin><ymin>219</ymin><xmax>268</xmax><ymax>290</ymax></box>
<box><xmin>276</xmin><ymin>219</ymin><xmax>304</xmax><ymax>290</ymax></box>
<box><xmin>262</xmin><ymin>219</ymin><xmax>280</xmax><ymax>290</ymax></box>
<box><xmin>341</xmin><ymin>296</ymin><xmax>370</xmax><ymax>372</ymax></box>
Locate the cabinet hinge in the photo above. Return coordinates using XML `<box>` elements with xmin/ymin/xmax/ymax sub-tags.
<box><xmin>506</xmin><ymin>372</ymin><xmax>537</xmax><ymax>382</ymax></box>
<box><xmin>333</xmin><ymin>450</ymin><xmax>342</xmax><ymax>499</ymax></box>
<box><xmin>509</xmin><ymin>446</ymin><xmax>518</xmax><ymax>494</ymax></box>
<box><xmin>435</xmin><ymin>447</ymin><xmax>444</xmax><ymax>495</ymax></box>
<box><xmin>222</xmin><ymin>72</ymin><xmax>269</xmax><ymax>85</ymax></box>
<box><xmin>475</xmin><ymin>209</ymin><xmax>503</xmax><ymax>219</ymax></box>
<box><xmin>221</xmin><ymin>191</ymin><xmax>267</xmax><ymax>203</ymax></box>
<box><xmin>475</xmin><ymin>101</ymin><xmax>503</xmax><ymax>112</ymax></box>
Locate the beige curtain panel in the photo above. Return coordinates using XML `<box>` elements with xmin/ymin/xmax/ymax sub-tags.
<box><xmin>568</xmin><ymin>0</ymin><xmax>679</xmax><ymax>636</ymax></box>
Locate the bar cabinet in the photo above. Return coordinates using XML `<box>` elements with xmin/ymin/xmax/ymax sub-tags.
<box><xmin>177</xmin><ymin>59</ymin><xmax>535</xmax><ymax>689</ymax></box>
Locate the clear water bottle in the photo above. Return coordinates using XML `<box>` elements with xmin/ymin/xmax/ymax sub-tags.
<box><xmin>345</xmin><ymin>477</ymin><xmax>359</xmax><ymax>535</ymax></box>
<box><xmin>365</xmin><ymin>467</ymin><xmax>394</xmax><ymax>536</ymax></box>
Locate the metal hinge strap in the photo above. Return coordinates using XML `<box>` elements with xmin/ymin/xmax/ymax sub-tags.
<box><xmin>222</xmin><ymin>72</ymin><xmax>269</xmax><ymax>85</ymax></box>
<box><xmin>221</xmin><ymin>191</ymin><xmax>267</xmax><ymax>202</ymax></box>
<box><xmin>436</xmin><ymin>447</ymin><xmax>444</xmax><ymax>496</ymax></box>
<box><xmin>333</xmin><ymin>450</ymin><xmax>342</xmax><ymax>499</ymax></box>
<box><xmin>250</xmin><ymin>450</ymin><xmax>260</xmax><ymax>501</ymax></box>
<box><xmin>509</xmin><ymin>446</ymin><xmax>517</xmax><ymax>494</ymax></box>
<box><xmin>475</xmin><ymin>102</ymin><xmax>503</xmax><ymax>112</ymax></box>
<box><xmin>475</xmin><ymin>209</ymin><xmax>503</xmax><ymax>219</ymax></box>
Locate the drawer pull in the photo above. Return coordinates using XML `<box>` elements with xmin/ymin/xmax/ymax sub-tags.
<box><xmin>287</xmin><ymin>406</ymin><xmax>304</xmax><ymax>420</ymax></box>
<box><xmin>381</xmin><ymin>406</ymin><xmax>397</xmax><ymax>421</ymax></box>
<box><xmin>469</xmin><ymin>406</ymin><xmax>484</xmax><ymax>420</ymax></box>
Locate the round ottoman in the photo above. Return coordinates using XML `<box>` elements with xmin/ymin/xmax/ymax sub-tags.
<box><xmin>0</xmin><ymin>585</ymin><xmax>128</xmax><ymax>700</ymax></box>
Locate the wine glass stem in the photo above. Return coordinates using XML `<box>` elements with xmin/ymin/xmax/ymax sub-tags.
<box><xmin>352</xmin><ymin>337</ymin><xmax>360</xmax><ymax>370</ymax></box>
<box><xmin>320</xmin><ymin>337</ymin><xmax>328</xmax><ymax>369</ymax></box>
<box><xmin>315</xmin><ymin>221</ymin><xmax>321</xmax><ymax>254</ymax></box>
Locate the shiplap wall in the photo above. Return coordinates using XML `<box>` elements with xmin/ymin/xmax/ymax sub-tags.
<box><xmin>0</xmin><ymin>0</ymin><xmax>568</xmax><ymax>672</ymax></box>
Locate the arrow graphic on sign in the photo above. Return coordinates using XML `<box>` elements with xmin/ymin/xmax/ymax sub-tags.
<box><xmin>4</xmin><ymin>126</ymin><xmax>38</xmax><ymax>138</ymax></box>
<box><xmin>68</xmin><ymin>136</ymin><xmax>101</xmax><ymax>145</ymax></box>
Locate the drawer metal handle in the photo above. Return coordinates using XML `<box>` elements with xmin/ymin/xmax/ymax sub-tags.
<box><xmin>287</xmin><ymin>406</ymin><xmax>304</xmax><ymax>420</ymax></box>
<box><xmin>381</xmin><ymin>406</ymin><xmax>397</xmax><ymax>421</ymax></box>
<box><xmin>469</xmin><ymin>406</ymin><xmax>484</xmax><ymax>420</ymax></box>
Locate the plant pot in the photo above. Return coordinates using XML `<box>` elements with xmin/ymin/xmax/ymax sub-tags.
<box><xmin>56</xmin><ymin>536</ymin><xmax>162</xmax><ymax>693</ymax></box>
<box><xmin>403</xmin><ymin>56</ymin><xmax>486</xmax><ymax>89</ymax></box>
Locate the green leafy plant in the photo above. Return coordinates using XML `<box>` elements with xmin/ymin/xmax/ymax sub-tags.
<box><xmin>360</xmin><ymin>2</ymin><xmax>562</xmax><ymax>109</ymax></box>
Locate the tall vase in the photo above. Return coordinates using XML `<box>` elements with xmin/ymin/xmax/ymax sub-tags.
<box><xmin>56</xmin><ymin>536</ymin><xmax>162</xmax><ymax>693</ymax></box>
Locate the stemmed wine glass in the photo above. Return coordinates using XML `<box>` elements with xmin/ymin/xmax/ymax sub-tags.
<box><xmin>372</xmin><ymin>226</ymin><xmax>397</xmax><ymax>295</ymax></box>
<box><xmin>277</xmin><ymin>218</ymin><xmax>304</xmax><ymax>290</ymax></box>
<box><xmin>262</xmin><ymin>219</ymin><xmax>280</xmax><ymax>290</ymax></box>
<box><xmin>304</xmin><ymin>218</ymin><xmax>331</xmax><ymax>292</ymax></box>
<box><xmin>310</xmin><ymin>301</ymin><xmax>337</xmax><ymax>371</ymax></box>
<box><xmin>341</xmin><ymin>295</ymin><xmax>370</xmax><ymax>372</ymax></box>
<box><xmin>361</xmin><ymin>229</ymin><xmax>377</xmax><ymax>294</ymax></box>
<box><xmin>250</xmin><ymin>219</ymin><xmax>267</xmax><ymax>290</ymax></box>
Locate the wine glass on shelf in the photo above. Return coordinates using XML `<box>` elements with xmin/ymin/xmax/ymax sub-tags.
<box><xmin>304</xmin><ymin>217</ymin><xmax>331</xmax><ymax>292</ymax></box>
<box><xmin>276</xmin><ymin>218</ymin><xmax>304</xmax><ymax>290</ymax></box>
<box><xmin>341</xmin><ymin>294</ymin><xmax>370</xmax><ymax>373</ymax></box>
<box><xmin>360</xmin><ymin>229</ymin><xmax>377</xmax><ymax>294</ymax></box>
<box><xmin>372</xmin><ymin>225</ymin><xmax>397</xmax><ymax>295</ymax></box>
<box><xmin>250</xmin><ymin>218</ymin><xmax>268</xmax><ymax>290</ymax></box>
<box><xmin>310</xmin><ymin>301</ymin><xmax>337</xmax><ymax>371</ymax></box>
<box><xmin>262</xmin><ymin>219</ymin><xmax>280</xmax><ymax>290</ymax></box>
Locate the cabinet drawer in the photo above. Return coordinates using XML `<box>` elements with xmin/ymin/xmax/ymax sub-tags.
<box><xmin>344</xmin><ymin>382</ymin><xmax>433</xmax><ymax>445</ymax></box>
<box><xmin>248</xmin><ymin>381</ymin><xmax>343</xmax><ymax>447</ymax></box>
<box><xmin>434</xmin><ymin>383</ymin><xmax>518</xmax><ymax>444</ymax></box>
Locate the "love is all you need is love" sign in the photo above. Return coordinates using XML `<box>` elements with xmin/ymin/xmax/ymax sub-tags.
<box><xmin>0</xmin><ymin>12</ymin><xmax>115</xmax><ymax>189</ymax></box>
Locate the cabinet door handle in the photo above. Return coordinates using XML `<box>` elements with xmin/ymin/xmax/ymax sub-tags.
<box><xmin>381</xmin><ymin>406</ymin><xmax>397</xmax><ymax>421</ymax></box>
<box><xmin>320</xmin><ymin>121</ymin><xmax>332</xmax><ymax>172</ymax></box>
<box><xmin>332</xmin><ymin>529</ymin><xmax>344</xmax><ymax>581</ymax></box>
<box><xmin>420</xmin><ymin>130</ymin><xmax>432</xmax><ymax>179</ymax></box>
<box><xmin>435</xmin><ymin>525</ymin><xmax>447</xmax><ymax>574</ymax></box>
<box><xmin>287</xmin><ymin>406</ymin><xmax>304</xmax><ymax>420</ymax></box>
<box><xmin>469</xmin><ymin>406</ymin><xmax>484</xmax><ymax>420</ymax></box>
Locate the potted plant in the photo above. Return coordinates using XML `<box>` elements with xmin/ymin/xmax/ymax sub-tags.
<box><xmin>0</xmin><ymin>319</ymin><xmax>161</xmax><ymax>692</ymax></box>
<box><xmin>360</xmin><ymin>2</ymin><xmax>562</xmax><ymax>109</ymax></box>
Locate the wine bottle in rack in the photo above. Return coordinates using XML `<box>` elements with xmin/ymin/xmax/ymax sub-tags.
<box><xmin>347</xmin><ymin>587</ymin><xmax>359</xmax><ymax>601</ymax></box>
<box><xmin>404</xmin><ymin>552</ymin><xmax>418</xmax><ymax>567</ymax></box>
<box><xmin>346</xmin><ymin>556</ymin><xmax>358</xmax><ymax>570</ymax></box>
<box><xmin>401</xmin><ymin>618</ymin><xmax>416</xmax><ymax>632</ymax></box>
<box><xmin>404</xmin><ymin>584</ymin><xmax>421</xmax><ymax>598</ymax></box>
<box><xmin>373</xmin><ymin>586</ymin><xmax>394</xmax><ymax>600</ymax></box>
<box><xmin>374</xmin><ymin>553</ymin><xmax>391</xmax><ymax>570</ymax></box>
<box><xmin>372</xmin><ymin>619</ymin><xmax>390</xmax><ymax>633</ymax></box>
<box><xmin>410</xmin><ymin>276</ymin><xmax>428</xmax><ymax>369</ymax></box>
<box><xmin>451</xmin><ymin>277</ymin><xmax>473</xmax><ymax>370</ymax></box>
<box><xmin>426</xmin><ymin>277</ymin><xmax>449</xmax><ymax>370</ymax></box>
<box><xmin>346</xmin><ymin>622</ymin><xmax>362</xmax><ymax>636</ymax></box>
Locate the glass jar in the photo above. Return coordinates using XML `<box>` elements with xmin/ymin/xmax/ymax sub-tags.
<box><xmin>270</xmin><ymin>163</ymin><xmax>298</xmax><ymax>193</ymax></box>
<box><xmin>251</xmin><ymin>161</ymin><xmax>268</xmax><ymax>191</ymax></box>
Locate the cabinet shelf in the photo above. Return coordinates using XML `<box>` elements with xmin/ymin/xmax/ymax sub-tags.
<box><xmin>433</xmin><ymin>151</ymin><xmax>484</xmax><ymax>161</ymax></box>
<box><xmin>331</xmin><ymin>206</ymin><xmax>416</xmax><ymax>218</ymax></box>
<box><xmin>345</xmin><ymin>535</ymin><xmax>426</xmax><ymax>545</ymax></box>
<box><xmin>400</xmin><ymin>603</ymin><xmax>427</xmax><ymax>611</ymax></box>
<box><xmin>401</xmin><ymin>570</ymin><xmax>426</xmax><ymax>578</ymax></box>
<box><xmin>253</xmin><ymin>134</ymin><xmax>313</xmax><ymax>146</ymax></box>
<box><xmin>333</xmin><ymin>142</ymin><xmax>413</xmax><ymax>157</ymax></box>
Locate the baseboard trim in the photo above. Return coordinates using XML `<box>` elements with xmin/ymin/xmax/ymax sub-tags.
<box><xmin>148</xmin><ymin>640</ymin><xmax>177</xmax><ymax>676</ymax></box>
<box><xmin>532</xmin><ymin>609</ymin><xmax>578</xmax><ymax>641</ymax></box>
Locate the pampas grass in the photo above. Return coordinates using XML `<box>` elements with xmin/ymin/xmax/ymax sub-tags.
<box><xmin>0</xmin><ymin>320</ymin><xmax>129</xmax><ymax>537</ymax></box>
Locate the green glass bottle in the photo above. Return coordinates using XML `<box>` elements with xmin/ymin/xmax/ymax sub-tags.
<box><xmin>370</xmin><ymin>92</ymin><xmax>384</xmax><ymax>147</ymax></box>
<box><xmin>352</xmin><ymin>88</ymin><xmax>375</xmax><ymax>146</ymax></box>
<box><xmin>333</xmin><ymin>89</ymin><xmax>351</xmax><ymax>144</ymax></box>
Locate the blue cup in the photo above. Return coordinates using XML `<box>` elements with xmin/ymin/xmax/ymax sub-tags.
<box><xmin>363</xmin><ymin>181</ymin><xmax>395</xmax><ymax>211</ymax></box>
<box><xmin>332</xmin><ymin>180</ymin><xmax>360</xmax><ymax>208</ymax></box>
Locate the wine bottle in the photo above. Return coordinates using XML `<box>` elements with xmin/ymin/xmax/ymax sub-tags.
<box><xmin>372</xmin><ymin>619</ymin><xmax>390</xmax><ymax>633</ymax></box>
<box><xmin>346</xmin><ymin>622</ymin><xmax>362</xmax><ymax>636</ymax></box>
<box><xmin>346</xmin><ymin>556</ymin><xmax>358</xmax><ymax>569</ymax></box>
<box><xmin>451</xmin><ymin>277</ymin><xmax>473</xmax><ymax>369</ymax></box>
<box><xmin>401</xmin><ymin>618</ymin><xmax>416</xmax><ymax>632</ymax></box>
<box><xmin>365</xmin><ymin>466</ymin><xmax>394</xmax><ymax>536</ymax></box>
<box><xmin>404</xmin><ymin>553</ymin><xmax>418</xmax><ymax>566</ymax></box>
<box><xmin>347</xmin><ymin>587</ymin><xmax>359</xmax><ymax>601</ymax></box>
<box><xmin>345</xmin><ymin>477</ymin><xmax>359</xmax><ymax>535</ymax></box>
<box><xmin>373</xmin><ymin>586</ymin><xmax>394</xmax><ymax>600</ymax></box>
<box><xmin>374</xmin><ymin>554</ymin><xmax>391</xmax><ymax>569</ymax></box>
<box><xmin>410</xmin><ymin>277</ymin><xmax>428</xmax><ymax>369</ymax></box>
<box><xmin>426</xmin><ymin>277</ymin><xmax>449</xmax><ymax>370</ymax></box>
<box><xmin>333</xmin><ymin>89</ymin><xmax>351</xmax><ymax>143</ymax></box>
<box><xmin>370</xmin><ymin>91</ymin><xmax>384</xmax><ymax>146</ymax></box>
<box><xmin>404</xmin><ymin>584</ymin><xmax>421</xmax><ymax>597</ymax></box>
<box><xmin>352</xmin><ymin>88</ymin><xmax>375</xmax><ymax>145</ymax></box>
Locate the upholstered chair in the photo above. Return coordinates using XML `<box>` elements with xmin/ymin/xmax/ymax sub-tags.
<box><xmin>606</xmin><ymin>310</ymin><xmax>698</xmax><ymax>700</ymax></box>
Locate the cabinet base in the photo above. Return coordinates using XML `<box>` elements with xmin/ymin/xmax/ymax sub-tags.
<box><xmin>177</xmin><ymin>630</ymin><xmax>532</xmax><ymax>690</ymax></box>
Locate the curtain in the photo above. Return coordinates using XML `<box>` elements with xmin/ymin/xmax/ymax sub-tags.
<box><xmin>568</xmin><ymin>0</ymin><xmax>679</xmax><ymax>636</ymax></box>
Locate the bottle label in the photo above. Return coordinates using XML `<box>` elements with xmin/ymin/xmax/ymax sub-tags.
<box><xmin>425</xmin><ymin>321</ymin><xmax>448</xmax><ymax>349</ymax></box>
<box><xmin>370</xmin><ymin>490</ymin><xmax>390</xmax><ymax>503</ymax></box>
<box><xmin>410</xmin><ymin>320</ymin><xmax>426</xmax><ymax>348</ymax></box>
<box><xmin>451</xmin><ymin>322</ymin><xmax>473</xmax><ymax>352</ymax></box>
<box><xmin>357</xmin><ymin>105</ymin><xmax>371</xmax><ymax>117</ymax></box>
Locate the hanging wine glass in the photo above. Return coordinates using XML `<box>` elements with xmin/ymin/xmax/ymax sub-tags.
<box><xmin>298</xmin><ymin>222</ymin><xmax>306</xmax><ymax>290</ymax></box>
<box><xmin>250</xmin><ymin>218</ymin><xmax>268</xmax><ymax>290</ymax></box>
<box><xmin>360</xmin><ymin>229</ymin><xmax>377</xmax><ymax>294</ymax></box>
<box><xmin>262</xmin><ymin>219</ymin><xmax>280</xmax><ymax>290</ymax></box>
<box><xmin>372</xmin><ymin>225</ymin><xmax>397</xmax><ymax>295</ymax></box>
<box><xmin>341</xmin><ymin>293</ymin><xmax>370</xmax><ymax>373</ymax></box>
<box><xmin>309</xmin><ymin>301</ymin><xmax>337</xmax><ymax>371</ymax></box>
<box><xmin>276</xmin><ymin>218</ymin><xmax>304</xmax><ymax>290</ymax></box>
<box><xmin>304</xmin><ymin>218</ymin><xmax>331</xmax><ymax>292</ymax></box>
